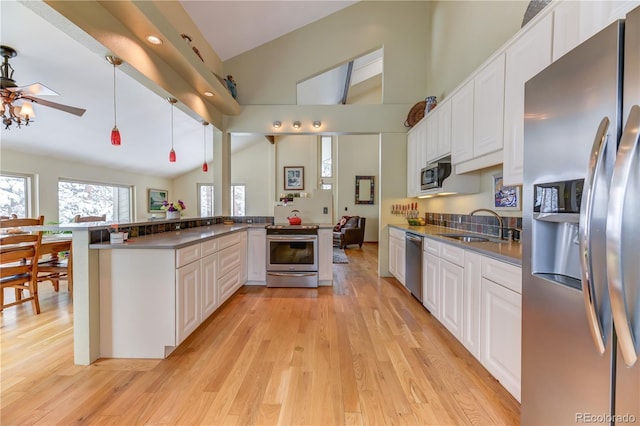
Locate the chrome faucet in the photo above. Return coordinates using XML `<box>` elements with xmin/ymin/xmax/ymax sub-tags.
<box><xmin>470</xmin><ymin>208</ymin><xmax>505</xmax><ymax>240</ymax></box>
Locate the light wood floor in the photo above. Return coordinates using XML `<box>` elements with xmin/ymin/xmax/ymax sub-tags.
<box><xmin>1</xmin><ymin>243</ymin><xmax>520</xmax><ymax>425</ymax></box>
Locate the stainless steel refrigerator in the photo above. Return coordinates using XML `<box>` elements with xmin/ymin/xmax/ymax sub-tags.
<box><xmin>522</xmin><ymin>6</ymin><xmax>639</xmax><ymax>425</ymax></box>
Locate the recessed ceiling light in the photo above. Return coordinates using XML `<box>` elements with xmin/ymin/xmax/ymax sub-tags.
<box><xmin>204</xmin><ymin>91</ymin><xmax>214</xmax><ymax>97</ymax></box>
<box><xmin>146</xmin><ymin>35</ymin><xmax>163</xmax><ymax>45</ymax></box>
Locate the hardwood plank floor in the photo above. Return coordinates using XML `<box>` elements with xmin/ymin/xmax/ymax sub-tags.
<box><xmin>1</xmin><ymin>243</ymin><xmax>520</xmax><ymax>425</ymax></box>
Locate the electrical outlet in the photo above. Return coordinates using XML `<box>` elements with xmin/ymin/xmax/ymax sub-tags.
<box><xmin>175</xmin><ymin>224</ymin><xmax>180</xmax><ymax>230</ymax></box>
<box><xmin>323</xmin><ymin>207</ymin><xmax>328</xmax><ymax>214</ymax></box>
<box><xmin>247</xmin><ymin>219</ymin><xmax>253</xmax><ymax>223</ymax></box>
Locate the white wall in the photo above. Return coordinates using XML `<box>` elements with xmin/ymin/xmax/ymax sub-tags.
<box><xmin>336</xmin><ymin>134</ymin><xmax>379</xmax><ymax>242</ymax></box>
<box><xmin>275</xmin><ymin>134</ymin><xmax>318</xmax><ymax>196</ymax></box>
<box><xmin>231</xmin><ymin>137</ymin><xmax>275</xmax><ymax>216</ymax></box>
<box><xmin>1</xmin><ymin>148</ymin><xmax>171</xmax><ymax>223</ymax></box>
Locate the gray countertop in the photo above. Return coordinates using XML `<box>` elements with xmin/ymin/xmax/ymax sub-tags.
<box><xmin>390</xmin><ymin>224</ymin><xmax>522</xmax><ymax>266</ymax></box>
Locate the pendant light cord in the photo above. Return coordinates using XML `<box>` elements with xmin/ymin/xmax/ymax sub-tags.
<box><xmin>171</xmin><ymin>102</ymin><xmax>174</xmax><ymax>149</ymax></box>
<box><xmin>112</xmin><ymin>63</ymin><xmax>117</xmax><ymax>126</ymax></box>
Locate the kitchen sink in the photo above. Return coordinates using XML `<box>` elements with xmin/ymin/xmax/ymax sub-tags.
<box><xmin>437</xmin><ymin>233</ymin><xmax>505</xmax><ymax>243</ymax></box>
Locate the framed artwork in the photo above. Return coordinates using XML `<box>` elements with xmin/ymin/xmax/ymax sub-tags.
<box><xmin>148</xmin><ymin>188</ymin><xmax>169</xmax><ymax>212</ymax></box>
<box><xmin>284</xmin><ymin>166</ymin><xmax>304</xmax><ymax>190</ymax></box>
<box><xmin>355</xmin><ymin>175</ymin><xmax>375</xmax><ymax>205</ymax></box>
<box><xmin>493</xmin><ymin>175</ymin><xmax>520</xmax><ymax>210</ymax></box>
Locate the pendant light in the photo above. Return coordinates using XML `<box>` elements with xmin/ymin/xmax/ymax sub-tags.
<box><xmin>105</xmin><ymin>55</ymin><xmax>123</xmax><ymax>146</ymax></box>
<box><xmin>167</xmin><ymin>97</ymin><xmax>177</xmax><ymax>162</ymax></box>
<box><xmin>201</xmin><ymin>121</ymin><xmax>209</xmax><ymax>172</ymax></box>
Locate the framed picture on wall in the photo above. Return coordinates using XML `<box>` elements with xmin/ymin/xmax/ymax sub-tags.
<box><xmin>493</xmin><ymin>175</ymin><xmax>520</xmax><ymax>210</ymax></box>
<box><xmin>148</xmin><ymin>188</ymin><xmax>169</xmax><ymax>212</ymax></box>
<box><xmin>284</xmin><ymin>166</ymin><xmax>304</xmax><ymax>190</ymax></box>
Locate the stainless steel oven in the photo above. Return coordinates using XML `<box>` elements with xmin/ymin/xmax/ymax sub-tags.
<box><xmin>266</xmin><ymin>226</ymin><xmax>318</xmax><ymax>288</ymax></box>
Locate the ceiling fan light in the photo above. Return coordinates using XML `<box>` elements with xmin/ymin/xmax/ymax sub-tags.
<box><xmin>169</xmin><ymin>148</ymin><xmax>176</xmax><ymax>162</ymax></box>
<box><xmin>18</xmin><ymin>101</ymin><xmax>35</xmax><ymax>119</ymax></box>
<box><xmin>111</xmin><ymin>126</ymin><xmax>121</xmax><ymax>146</ymax></box>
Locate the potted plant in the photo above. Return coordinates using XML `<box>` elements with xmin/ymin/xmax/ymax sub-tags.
<box><xmin>161</xmin><ymin>200</ymin><xmax>186</xmax><ymax>219</ymax></box>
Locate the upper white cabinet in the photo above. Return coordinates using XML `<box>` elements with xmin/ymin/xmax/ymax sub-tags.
<box><xmin>406</xmin><ymin>117</ymin><xmax>427</xmax><ymax>197</ymax></box>
<box><xmin>433</xmin><ymin>98</ymin><xmax>452</xmax><ymax>163</ymax></box>
<box><xmin>451</xmin><ymin>80</ymin><xmax>474</xmax><ymax>165</ymax></box>
<box><xmin>552</xmin><ymin>0</ymin><xmax>582</xmax><ymax>61</ymax></box>
<box><xmin>473</xmin><ymin>53</ymin><xmax>506</xmax><ymax>159</ymax></box>
<box><xmin>502</xmin><ymin>13</ymin><xmax>553</xmax><ymax>186</ymax></box>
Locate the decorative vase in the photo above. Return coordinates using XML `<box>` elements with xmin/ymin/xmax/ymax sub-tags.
<box><xmin>166</xmin><ymin>210</ymin><xmax>180</xmax><ymax>220</ymax></box>
<box><xmin>425</xmin><ymin>96</ymin><xmax>438</xmax><ymax>114</ymax></box>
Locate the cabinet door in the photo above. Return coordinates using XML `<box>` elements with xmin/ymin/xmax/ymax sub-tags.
<box><xmin>425</xmin><ymin>110</ymin><xmax>438</xmax><ymax>164</ymax></box>
<box><xmin>219</xmin><ymin>244</ymin><xmax>241</xmax><ymax>278</ymax></box>
<box><xmin>218</xmin><ymin>267</ymin><xmax>241</xmax><ymax>305</ymax></box>
<box><xmin>201</xmin><ymin>253</ymin><xmax>218</xmax><ymax>319</ymax></box>
<box><xmin>247</xmin><ymin>229</ymin><xmax>266</xmax><ymax>282</ymax></box>
<box><xmin>503</xmin><ymin>13</ymin><xmax>552</xmax><ymax>186</ymax></box>
<box><xmin>451</xmin><ymin>81</ymin><xmax>474</xmax><ymax>165</ymax></box>
<box><xmin>422</xmin><ymin>251</ymin><xmax>440</xmax><ymax>319</ymax></box>
<box><xmin>440</xmin><ymin>259</ymin><xmax>464</xmax><ymax>340</ymax></box>
<box><xmin>481</xmin><ymin>277</ymin><xmax>522</xmax><ymax>401</ymax></box>
<box><xmin>388</xmin><ymin>236</ymin><xmax>398</xmax><ymax>277</ymax></box>
<box><xmin>552</xmin><ymin>0</ymin><xmax>581</xmax><ymax>61</ymax></box>
<box><xmin>318</xmin><ymin>229</ymin><xmax>333</xmax><ymax>282</ymax></box>
<box><xmin>407</xmin><ymin>126</ymin><xmax>419</xmax><ymax>198</ymax></box>
<box><xmin>436</xmin><ymin>98</ymin><xmax>452</xmax><ymax>160</ymax></box>
<box><xmin>462</xmin><ymin>251</ymin><xmax>482</xmax><ymax>360</ymax></box>
<box><xmin>473</xmin><ymin>53</ymin><xmax>505</xmax><ymax>158</ymax></box>
<box><xmin>176</xmin><ymin>261</ymin><xmax>201</xmax><ymax>344</ymax></box>
<box><xmin>238</xmin><ymin>231</ymin><xmax>248</xmax><ymax>284</ymax></box>
<box><xmin>395</xmin><ymin>238</ymin><xmax>406</xmax><ymax>286</ymax></box>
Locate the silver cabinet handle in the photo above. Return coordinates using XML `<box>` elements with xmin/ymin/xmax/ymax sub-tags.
<box><xmin>579</xmin><ymin>116</ymin><xmax>610</xmax><ymax>354</ymax></box>
<box><xmin>606</xmin><ymin>105</ymin><xmax>640</xmax><ymax>367</ymax></box>
<box><xmin>267</xmin><ymin>272</ymin><xmax>317</xmax><ymax>278</ymax></box>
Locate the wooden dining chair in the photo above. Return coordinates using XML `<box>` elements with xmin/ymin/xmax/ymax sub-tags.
<box><xmin>36</xmin><ymin>238</ymin><xmax>72</xmax><ymax>296</ymax></box>
<box><xmin>0</xmin><ymin>216</ymin><xmax>44</xmax><ymax>314</ymax></box>
<box><xmin>73</xmin><ymin>214</ymin><xmax>106</xmax><ymax>223</ymax></box>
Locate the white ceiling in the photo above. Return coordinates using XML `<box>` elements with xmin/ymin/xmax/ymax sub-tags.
<box><xmin>0</xmin><ymin>1</ymin><xmax>356</xmax><ymax>178</ymax></box>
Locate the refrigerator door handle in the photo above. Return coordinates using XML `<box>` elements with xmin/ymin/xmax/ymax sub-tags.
<box><xmin>578</xmin><ymin>116</ymin><xmax>610</xmax><ymax>354</ymax></box>
<box><xmin>606</xmin><ymin>105</ymin><xmax>640</xmax><ymax>367</ymax></box>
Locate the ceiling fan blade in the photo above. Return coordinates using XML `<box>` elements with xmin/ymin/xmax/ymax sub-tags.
<box><xmin>8</xmin><ymin>83</ymin><xmax>59</xmax><ymax>96</ymax></box>
<box><xmin>23</xmin><ymin>95</ymin><xmax>86</xmax><ymax>117</ymax></box>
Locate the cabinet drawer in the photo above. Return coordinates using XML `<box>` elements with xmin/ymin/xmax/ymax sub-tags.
<box><xmin>218</xmin><ymin>232</ymin><xmax>241</xmax><ymax>251</ymax></box>
<box><xmin>482</xmin><ymin>257</ymin><xmax>522</xmax><ymax>294</ymax></box>
<box><xmin>389</xmin><ymin>227</ymin><xmax>405</xmax><ymax>240</ymax></box>
<box><xmin>219</xmin><ymin>245</ymin><xmax>241</xmax><ymax>277</ymax></box>
<box><xmin>440</xmin><ymin>243</ymin><xmax>465</xmax><ymax>266</ymax></box>
<box><xmin>201</xmin><ymin>238</ymin><xmax>219</xmax><ymax>257</ymax></box>
<box><xmin>176</xmin><ymin>244</ymin><xmax>201</xmax><ymax>268</ymax></box>
<box><xmin>423</xmin><ymin>237</ymin><xmax>440</xmax><ymax>255</ymax></box>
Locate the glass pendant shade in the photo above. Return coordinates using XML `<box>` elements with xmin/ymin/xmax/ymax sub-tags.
<box><xmin>111</xmin><ymin>126</ymin><xmax>121</xmax><ymax>146</ymax></box>
<box><xmin>202</xmin><ymin>162</ymin><xmax>208</xmax><ymax>172</ymax></box>
<box><xmin>169</xmin><ymin>148</ymin><xmax>176</xmax><ymax>162</ymax></box>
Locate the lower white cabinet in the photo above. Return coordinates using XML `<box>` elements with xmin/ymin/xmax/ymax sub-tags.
<box><xmin>439</xmin><ymin>259</ymin><xmax>464</xmax><ymax>340</ymax></box>
<box><xmin>218</xmin><ymin>265</ymin><xmax>241</xmax><ymax>303</ymax></box>
<box><xmin>318</xmin><ymin>229</ymin><xmax>333</xmax><ymax>284</ymax></box>
<box><xmin>247</xmin><ymin>228</ymin><xmax>266</xmax><ymax>282</ymax></box>
<box><xmin>176</xmin><ymin>260</ymin><xmax>201</xmax><ymax>345</ymax></box>
<box><xmin>201</xmin><ymin>253</ymin><xmax>218</xmax><ymax>318</ymax></box>
<box><xmin>462</xmin><ymin>251</ymin><xmax>482</xmax><ymax>359</ymax></box>
<box><xmin>422</xmin><ymin>251</ymin><xmax>440</xmax><ymax>318</ymax></box>
<box><xmin>481</xmin><ymin>277</ymin><xmax>522</xmax><ymax>402</ymax></box>
<box><xmin>239</xmin><ymin>231</ymin><xmax>247</xmax><ymax>284</ymax></box>
<box><xmin>389</xmin><ymin>228</ymin><xmax>406</xmax><ymax>285</ymax></box>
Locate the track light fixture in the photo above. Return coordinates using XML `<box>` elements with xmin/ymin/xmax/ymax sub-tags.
<box><xmin>273</xmin><ymin>121</ymin><xmax>281</xmax><ymax>129</ymax></box>
<box><xmin>293</xmin><ymin>121</ymin><xmax>301</xmax><ymax>129</ymax></box>
<box><xmin>313</xmin><ymin>121</ymin><xmax>321</xmax><ymax>128</ymax></box>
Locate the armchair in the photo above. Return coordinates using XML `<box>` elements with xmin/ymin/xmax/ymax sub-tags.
<box><xmin>333</xmin><ymin>216</ymin><xmax>366</xmax><ymax>249</ymax></box>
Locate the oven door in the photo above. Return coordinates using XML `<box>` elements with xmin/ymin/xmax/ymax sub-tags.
<box><xmin>266</xmin><ymin>235</ymin><xmax>318</xmax><ymax>272</ymax></box>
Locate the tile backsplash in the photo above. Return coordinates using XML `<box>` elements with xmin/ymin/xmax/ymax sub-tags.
<box><xmin>424</xmin><ymin>211</ymin><xmax>522</xmax><ymax>239</ymax></box>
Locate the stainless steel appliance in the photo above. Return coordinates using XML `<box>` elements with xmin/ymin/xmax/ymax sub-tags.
<box><xmin>522</xmin><ymin>8</ymin><xmax>639</xmax><ymax>425</ymax></box>
<box><xmin>405</xmin><ymin>232</ymin><xmax>423</xmax><ymax>301</ymax></box>
<box><xmin>266</xmin><ymin>225</ymin><xmax>319</xmax><ymax>288</ymax></box>
<box><xmin>420</xmin><ymin>162</ymin><xmax>452</xmax><ymax>191</ymax></box>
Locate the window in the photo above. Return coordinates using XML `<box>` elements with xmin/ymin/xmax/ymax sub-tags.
<box><xmin>58</xmin><ymin>179</ymin><xmax>132</xmax><ymax>223</ymax></box>
<box><xmin>0</xmin><ymin>173</ymin><xmax>32</xmax><ymax>218</ymax></box>
<box><xmin>319</xmin><ymin>135</ymin><xmax>334</xmax><ymax>190</ymax></box>
<box><xmin>198</xmin><ymin>183</ymin><xmax>215</xmax><ymax>217</ymax></box>
<box><xmin>230</xmin><ymin>184</ymin><xmax>245</xmax><ymax>216</ymax></box>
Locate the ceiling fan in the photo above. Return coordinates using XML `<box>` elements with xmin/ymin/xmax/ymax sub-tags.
<box><xmin>1</xmin><ymin>45</ymin><xmax>86</xmax><ymax>130</ymax></box>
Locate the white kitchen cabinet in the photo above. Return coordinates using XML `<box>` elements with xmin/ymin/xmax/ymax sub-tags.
<box><xmin>481</xmin><ymin>277</ymin><xmax>522</xmax><ymax>402</ymax></box>
<box><xmin>389</xmin><ymin>228</ymin><xmax>406</xmax><ymax>285</ymax></box>
<box><xmin>552</xmin><ymin>0</ymin><xmax>582</xmax><ymax>61</ymax></box>
<box><xmin>451</xmin><ymin>80</ymin><xmax>474</xmax><ymax>165</ymax></box>
<box><xmin>176</xmin><ymin>260</ymin><xmax>201</xmax><ymax>345</ymax></box>
<box><xmin>473</xmin><ymin>53</ymin><xmax>505</xmax><ymax>158</ymax></box>
<box><xmin>462</xmin><ymin>251</ymin><xmax>482</xmax><ymax>360</ymax></box>
<box><xmin>201</xmin><ymin>253</ymin><xmax>218</xmax><ymax>318</ymax></box>
<box><xmin>239</xmin><ymin>230</ymin><xmax>247</xmax><ymax>284</ymax></box>
<box><xmin>318</xmin><ymin>228</ymin><xmax>333</xmax><ymax>284</ymax></box>
<box><xmin>425</xmin><ymin>109</ymin><xmax>438</xmax><ymax>165</ymax></box>
<box><xmin>218</xmin><ymin>266</ymin><xmax>241</xmax><ymax>304</ymax></box>
<box><xmin>580</xmin><ymin>1</ymin><xmax>640</xmax><ymax>43</ymax></box>
<box><xmin>439</xmin><ymin>259</ymin><xmax>464</xmax><ymax>340</ymax></box>
<box><xmin>247</xmin><ymin>228</ymin><xmax>266</xmax><ymax>283</ymax></box>
<box><xmin>480</xmin><ymin>257</ymin><xmax>522</xmax><ymax>401</ymax></box>
<box><xmin>503</xmin><ymin>12</ymin><xmax>553</xmax><ymax>186</ymax></box>
<box><xmin>435</xmin><ymin>98</ymin><xmax>452</xmax><ymax>162</ymax></box>
<box><xmin>422</xmin><ymin>237</ymin><xmax>440</xmax><ymax>317</ymax></box>
<box><xmin>407</xmin><ymin>118</ymin><xmax>427</xmax><ymax>197</ymax></box>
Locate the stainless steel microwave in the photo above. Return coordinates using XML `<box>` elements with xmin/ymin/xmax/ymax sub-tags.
<box><xmin>421</xmin><ymin>162</ymin><xmax>452</xmax><ymax>191</ymax></box>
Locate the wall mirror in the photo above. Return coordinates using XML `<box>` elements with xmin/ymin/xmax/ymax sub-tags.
<box><xmin>355</xmin><ymin>175</ymin><xmax>375</xmax><ymax>204</ymax></box>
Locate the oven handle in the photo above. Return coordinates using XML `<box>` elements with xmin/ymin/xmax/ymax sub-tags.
<box><xmin>267</xmin><ymin>272</ymin><xmax>318</xmax><ymax>278</ymax></box>
<box><xmin>267</xmin><ymin>235</ymin><xmax>317</xmax><ymax>241</ymax></box>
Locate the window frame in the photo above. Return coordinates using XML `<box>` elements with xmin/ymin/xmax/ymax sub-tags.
<box><xmin>197</xmin><ymin>183</ymin><xmax>215</xmax><ymax>217</ymax></box>
<box><xmin>230</xmin><ymin>184</ymin><xmax>246</xmax><ymax>216</ymax></box>
<box><xmin>58</xmin><ymin>178</ymin><xmax>134</xmax><ymax>223</ymax></box>
<box><xmin>0</xmin><ymin>172</ymin><xmax>34</xmax><ymax>218</ymax></box>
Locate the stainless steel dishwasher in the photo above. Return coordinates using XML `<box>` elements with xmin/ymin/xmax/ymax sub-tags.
<box><xmin>405</xmin><ymin>232</ymin><xmax>422</xmax><ymax>302</ymax></box>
